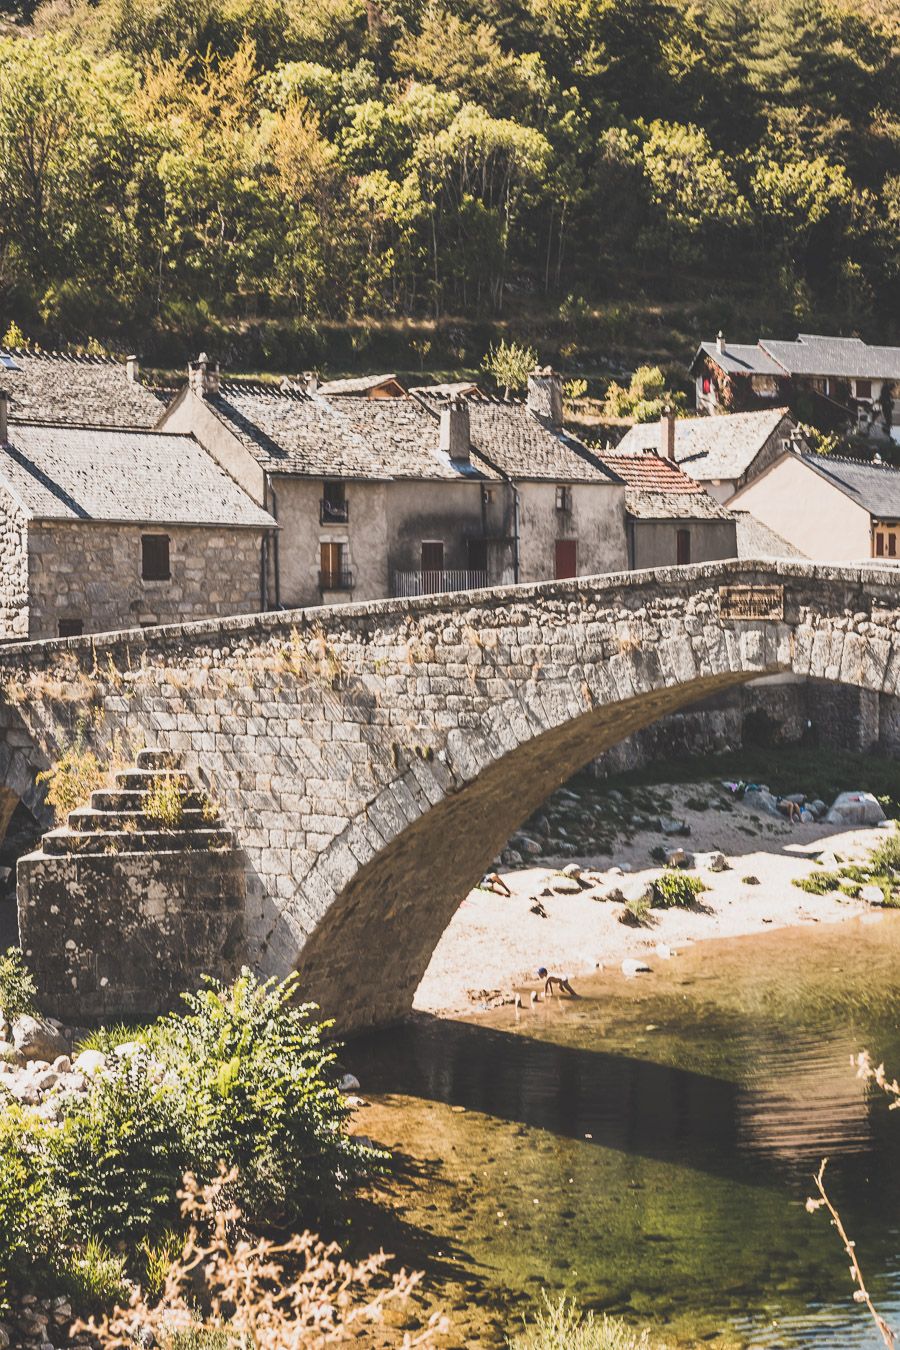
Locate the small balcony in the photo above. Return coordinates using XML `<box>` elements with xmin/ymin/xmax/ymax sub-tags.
<box><xmin>320</xmin><ymin>498</ymin><xmax>350</xmax><ymax>524</ymax></box>
<box><xmin>391</xmin><ymin>569</ymin><xmax>488</xmax><ymax>598</ymax></box>
<box><xmin>319</xmin><ymin>569</ymin><xmax>354</xmax><ymax>591</ymax></box>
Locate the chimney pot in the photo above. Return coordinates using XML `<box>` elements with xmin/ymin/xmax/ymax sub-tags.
<box><xmin>716</xmin><ymin>330</ymin><xmax>725</xmax><ymax>354</ymax></box>
<box><xmin>526</xmin><ymin>365</ymin><xmax>563</xmax><ymax>428</ymax></box>
<box><xmin>661</xmin><ymin>405</ymin><xmax>676</xmax><ymax>461</ymax></box>
<box><xmin>126</xmin><ymin>354</ymin><xmax>139</xmax><ymax>384</ymax></box>
<box><xmin>189</xmin><ymin>352</ymin><xmax>220</xmax><ymax>399</ymax></box>
<box><xmin>440</xmin><ymin>397</ymin><xmax>471</xmax><ymax>460</ymax></box>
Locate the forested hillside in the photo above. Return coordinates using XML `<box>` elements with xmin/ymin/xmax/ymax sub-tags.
<box><xmin>0</xmin><ymin>0</ymin><xmax>898</xmax><ymax>373</ymax></box>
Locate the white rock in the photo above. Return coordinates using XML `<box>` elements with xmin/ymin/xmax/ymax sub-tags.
<box><xmin>550</xmin><ymin>876</ymin><xmax>582</xmax><ymax>895</ymax></box>
<box><xmin>52</xmin><ymin>1055</ymin><xmax>71</xmax><ymax>1074</ymax></box>
<box><xmin>860</xmin><ymin>884</ymin><xmax>885</xmax><ymax>906</ymax></box>
<box><xmin>113</xmin><ymin>1041</ymin><xmax>144</xmax><ymax>1058</ymax></box>
<box><xmin>654</xmin><ymin>943</ymin><xmax>672</xmax><ymax>960</ymax></box>
<box><xmin>339</xmin><ymin>1073</ymin><xmax>361</xmax><ymax>1092</ymax></box>
<box><xmin>73</xmin><ymin>1049</ymin><xmax>107</xmax><ymax>1076</ymax></box>
<box><xmin>665</xmin><ymin>847</ymin><xmax>692</xmax><ymax>869</ymax></box>
<box><xmin>825</xmin><ymin>792</ymin><xmax>886</xmax><ymax>827</ymax></box>
<box><xmin>12</xmin><ymin>1016</ymin><xmax>68</xmax><ymax>1064</ymax></box>
<box><xmin>621</xmin><ymin>959</ymin><xmax>652</xmax><ymax>977</ymax></box>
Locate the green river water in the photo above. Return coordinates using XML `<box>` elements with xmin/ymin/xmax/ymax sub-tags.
<box><xmin>351</xmin><ymin>914</ymin><xmax>900</xmax><ymax>1347</ymax></box>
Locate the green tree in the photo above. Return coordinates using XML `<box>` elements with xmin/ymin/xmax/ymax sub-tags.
<box><xmin>482</xmin><ymin>338</ymin><xmax>537</xmax><ymax>396</ymax></box>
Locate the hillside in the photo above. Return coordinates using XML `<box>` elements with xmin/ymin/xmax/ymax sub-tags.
<box><xmin>0</xmin><ymin>0</ymin><xmax>897</xmax><ymax>382</ymax></box>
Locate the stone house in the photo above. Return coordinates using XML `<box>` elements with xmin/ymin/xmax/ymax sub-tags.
<box><xmin>615</xmin><ymin>407</ymin><xmax>799</xmax><ymax>503</ymax></box>
<box><xmin>0</xmin><ymin>348</ymin><xmax>163</xmax><ymax>427</ymax></box>
<box><xmin>727</xmin><ymin>449</ymin><xmax>900</xmax><ymax>561</ymax></box>
<box><xmin>0</xmin><ymin>401</ymin><xmax>275</xmax><ymax>640</ymax></box>
<box><xmin>599</xmin><ymin>450</ymin><xmax>737</xmax><ymax>567</ymax></box>
<box><xmin>690</xmin><ymin>333</ymin><xmax>900</xmax><ymax>441</ymax></box>
<box><xmin>159</xmin><ymin>360</ymin><xmax>628</xmax><ymax>607</ymax></box>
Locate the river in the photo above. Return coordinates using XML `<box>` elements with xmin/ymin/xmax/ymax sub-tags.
<box><xmin>350</xmin><ymin>913</ymin><xmax>900</xmax><ymax>1347</ymax></box>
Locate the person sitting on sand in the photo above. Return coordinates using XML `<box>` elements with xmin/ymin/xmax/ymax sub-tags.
<box><xmin>480</xmin><ymin>871</ymin><xmax>512</xmax><ymax>897</ymax></box>
<box><xmin>776</xmin><ymin>797</ymin><xmax>801</xmax><ymax>823</ymax></box>
<box><xmin>537</xmin><ymin>966</ymin><xmax>579</xmax><ymax>998</ymax></box>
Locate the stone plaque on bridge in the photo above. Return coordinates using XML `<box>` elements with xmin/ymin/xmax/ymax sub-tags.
<box><xmin>718</xmin><ymin>584</ymin><xmax>784</xmax><ymax>621</ymax></box>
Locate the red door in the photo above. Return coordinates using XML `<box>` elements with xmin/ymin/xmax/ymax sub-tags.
<box><xmin>555</xmin><ymin>539</ymin><xmax>577</xmax><ymax>579</ymax></box>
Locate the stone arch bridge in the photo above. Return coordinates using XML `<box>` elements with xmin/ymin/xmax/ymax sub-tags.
<box><xmin>1</xmin><ymin>559</ymin><xmax>898</xmax><ymax>1030</ymax></box>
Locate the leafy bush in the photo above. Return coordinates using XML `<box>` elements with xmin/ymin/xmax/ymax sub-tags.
<box><xmin>509</xmin><ymin>1294</ymin><xmax>652</xmax><ymax>1349</ymax></box>
<box><xmin>869</xmin><ymin>827</ymin><xmax>900</xmax><ymax>876</ymax></box>
<box><xmin>0</xmin><ymin>1107</ymin><xmax>65</xmax><ymax>1308</ymax></box>
<box><xmin>651</xmin><ymin>872</ymin><xmax>707</xmax><ymax>908</ymax></box>
<box><xmin>50</xmin><ymin>1053</ymin><xmax>189</xmax><ymax>1244</ymax></box>
<box><xmin>0</xmin><ymin>945</ymin><xmax>37</xmax><ymax>1018</ymax></box>
<box><xmin>147</xmin><ymin>970</ymin><xmax>377</xmax><ymax>1224</ymax></box>
<box><xmin>37</xmin><ymin>733</ymin><xmax>105</xmax><ymax>823</ymax></box>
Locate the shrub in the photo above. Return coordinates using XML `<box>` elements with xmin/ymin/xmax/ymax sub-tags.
<box><xmin>0</xmin><ymin>945</ymin><xmax>37</xmax><ymax>1018</ymax></box>
<box><xmin>651</xmin><ymin>873</ymin><xmax>707</xmax><ymax>908</ymax></box>
<box><xmin>509</xmin><ymin>1294</ymin><xmax>652</xmax><ymax>1349</ymax></box>
<box><xmin>869</xmin><ymin>827</ymin><xmax>900</xmax><ymax>876</ymax></box>
<box><xmin>63</xmin><ymin>1237</ymin><xmax>128</xmax><ymax>1308</ymax></box>
<box><xmin>50</xmin><ymin>1053</ymin><xmax>189</xmax><ymax>1245</ymax></box>
<box><xmin>38</xmin><ymin>738</ymin><xmax>105</xmax><ymax>822</ymax></box>
<box><xmin>793</xmin><ymin>870</ymin><xmax>842</xmax><ymax>895</ymax></box>
<box><xmin>0</xmin><ymin>1107</ymin><xmax>66</xmax><ymax>1308</ymax></box>
<box><xmin>146</xmin><ymin>970</ymin><xmax>378</xmax><ymax>1224</ymax></box>
<box><xmin>620</xmin><ymin>894</ymin><xmax>652</xmax><ymax>926</ymax></box>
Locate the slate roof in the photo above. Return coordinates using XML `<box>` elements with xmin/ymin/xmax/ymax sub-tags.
<box><xmin>615</xmin><ymin>408</ymin><xmax>791</xmax><ymax>481</ymax></box>
<box><xmin>694</xmin><ymin>342</ymin><xmax>784</xmax><ymax>376</ymax></box>
<box><xmin>0</xmin><ymin>351</ymin><xmax>165</xmax><ymax>428</ymax></box>
<box><xmin>203</xmin><ymin>384</ymin><xmax>621</xmax><ymax>484</ymax></box>
<box><xmin>801</xmin><ymin>454</ymin><xmax>900</xmax><ymax>521</ymax></box>
<box><xmin>0</xmin><ymin>423</ymin><xmax>275</xmax><ymax>528</ymax></box>
<box><xmin>694</xmin><ymin>334</ymin><xmax>900</xmax><ymax>381</ymax></box>
<box><xmin>317</xmin><ymin>373</ymin><xmax>404</xmax><ymax>396</ymax></box>
<box><xmin>731</xmin><ymin>510</ymin><xmax>806</xmax><ymax>559</ymax></box>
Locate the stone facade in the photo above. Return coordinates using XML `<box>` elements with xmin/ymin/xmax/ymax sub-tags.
<box><xmin>24</xmin><ymin>522</ymin><xmax>265</xmax><ymax>640</ymax></box>
<box><xmin>0</xmin><ymin>559</ymin><xmax>898</xmax><ymax>1028</ymax></box>
<box><xmin>0</xmin><ymin>494</ymin><xmax>28</xmax><ymax>638</ymax></box>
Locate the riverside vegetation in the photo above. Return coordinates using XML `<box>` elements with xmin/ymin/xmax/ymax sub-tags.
<box><xmin>0</xmin><ymin>0</ymin><xmax>898</xmax><ymax>374</ymax></box>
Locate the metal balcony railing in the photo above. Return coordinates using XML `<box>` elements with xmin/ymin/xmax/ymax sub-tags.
<box><xmin>319</xmin><ymin>569</ymin><xmax>354</xmax><ymax>591</ymax></box>
<box><xmin>320</xmin><ymin>498</ymin><xmax>349</xmax><ymax>524</ymax></box>
<box><xmin>391</xmin><ymin>569</ymin><xmax>488</xmax><ymax>598</ymax></box>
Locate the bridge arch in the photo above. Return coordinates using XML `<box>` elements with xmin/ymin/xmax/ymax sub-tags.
<box><xmin>1</xmin><ymin>559</ymin><xmax>898</xmax><ymax>1028</ymax></box>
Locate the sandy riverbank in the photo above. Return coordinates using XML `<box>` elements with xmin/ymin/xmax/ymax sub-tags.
<box><xmin>413</xmin><ymin>780</ymin><xmax>892</xmax><ymax>1017</ymax></box>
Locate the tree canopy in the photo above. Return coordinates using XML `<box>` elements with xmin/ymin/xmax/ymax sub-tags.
<box><xmin>0</xmin><ymin>0</ymin><xmax>897</xmax><ymax>360</ymax></box>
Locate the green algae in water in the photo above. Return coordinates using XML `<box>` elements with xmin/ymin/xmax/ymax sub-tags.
<box><xmin>354</xmin><ymin>917</ymin><xmax>900</xmax><ymax>1348</ymax></box>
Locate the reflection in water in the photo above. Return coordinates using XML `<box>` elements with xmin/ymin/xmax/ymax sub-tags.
<box><xmin>353</xmin><ymin>916</ymin><xmax>900</xmax><ymax>1347</ymax></box>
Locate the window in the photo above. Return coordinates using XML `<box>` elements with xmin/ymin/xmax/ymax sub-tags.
<box><xmin>58</xmin><ymin>618</ymin><xmax>83</xmax><ymax>638</ymax></box>
<box><xmin>890</xmin><ymin>534</ymin><xmax>897</xmax><ymax>558</ymax></box>
<box><xmin>676</xmin><ymin>529</ymin><xmax>691</xmax><ymax>565</ymax></box>
<box><xmin>141</xmin><ymin>534</ymin><xmax>170</xmax><ymax>581</ymax></box>
<box><xmin>856</xmin><ymin>379</ymin><xmax>872</xmax><ymax>400</ymax></box>
<box><xmin>555</xmin><ymin>485</ymin><xmax>572</xmax><ymax>513</ymax></box>
<box><xmin>321</xmin><ymin>481</ymin><xmax>349</xmax><ymax>523</ymax></box>
<box><xmin>876</xmin><ymin>532</ymin><xmax>885</xmax><ymax>557</ymax></box>
<box><xmin>320</xmin><ymin>541</ymin><xmax>351</xmax><ymax>589</ymax></box>
<box><xmin>555</xmin><ymin>539</ymin><xmax>577</xmax><ymax>579</ymax></box>
<box><xmin>421</xmin><ymin>540</ymin><xmax>444</xmax><ymax>574</ymax></box>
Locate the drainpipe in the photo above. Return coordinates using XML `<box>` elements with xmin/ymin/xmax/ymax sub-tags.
<box><xmin>264</xmin><ymin>472</ymin><xmax>281</xmax><ymax>608</ymax></box>
<box><xmin>510</xmin><ymin>479</ymin><xmax>521</xmax><ymax>583</ymax></box>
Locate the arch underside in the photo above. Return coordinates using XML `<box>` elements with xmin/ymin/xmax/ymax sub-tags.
<box><xmin>296</xmin><ymin>668</ymin><xmax>761</xmax><ymax>1029</ymax></box>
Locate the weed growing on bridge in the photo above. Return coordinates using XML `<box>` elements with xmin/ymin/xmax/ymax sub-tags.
<box><xmin>144</xmin><ymin>775</ymin><xmax>186</xmax><ymax>829</ymax></box>
<box><xmin>38</xmin><ymin>738</ymin><xmax>104</xmax><ymax>823</ymax></box>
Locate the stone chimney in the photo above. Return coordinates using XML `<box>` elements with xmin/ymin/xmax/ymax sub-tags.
<box><xmin>304</xmin><ymin>370</ymin><xmax>319</xmax><ymax>395</ymax></box>
<box><xmin>0</xmin><ymin>389</ymin><xmax>8</xmax><ymax>447</ymax></box>
<box><xmin>526</xmin><ymin>366</ymin><xmax>563</xmax><ymax>428</ymax></box>
<box><xmin>661</xmin><ymin>405</ymin><xmax>676</xmax><ymax>461</ymax></box>
<box><xmin>439</xmin><ymin>398</ymin><xmax>470</xmax><ymax>460</ymax></box>
<box><xmin>126</xmin><ymin>354</ymin><xmax>139</xmax><ymax>385</ymax></box>
<box><xmin>716</xmin><ymin>331</ymin><xmax>725</xmax><ymax>354</ymax></box>
<box><xmin>189</xmin><ymin>352</ymin><xmax>220</xmax><ymax>399</ymax></box>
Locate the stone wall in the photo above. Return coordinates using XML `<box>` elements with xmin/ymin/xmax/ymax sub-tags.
<box><xmin>0</xmin><ymin>559</ymin><xmax>897</xmax><ymax>1027</ymax></box>
<box><xmin>26</xmin><ymin>521</ymin><xmax>266</xmax><ymax>639</ymax></box>
<box><xmin>0</xmin><ymin>489</ymin><xmax>30</xmax><ymax>639</ymax></box>
<box><xmin>18</xmin><ymin>847</ymin><xmax>246</xmax><ymax>1022</ymax></box>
